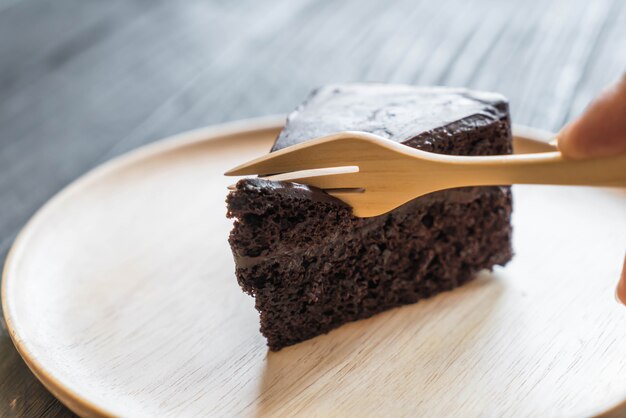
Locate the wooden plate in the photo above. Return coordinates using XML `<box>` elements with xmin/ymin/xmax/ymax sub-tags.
<box><xmin>3</xmin><ymin>117</ymin><xmax>626</xmax><ymax>417</ymax></box>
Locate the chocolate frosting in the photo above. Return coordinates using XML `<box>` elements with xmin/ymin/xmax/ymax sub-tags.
<box><xmin>272</xmin><ymin>84</ymin><xmax>508</xmax><ymax>151</ymax></box>
<box><xmin>258</xmin><ymin>83</ymin><xmax>509</xmax><ymax>211</ymax></box>
<box><xmin>235</xmin><ymin>178</ymin><xmax>345</xmax><ymax>206</ymax></box>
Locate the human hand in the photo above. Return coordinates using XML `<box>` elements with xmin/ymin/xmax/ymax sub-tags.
<box><xmin>558</xmin><ymin>73</ymin><xmax>626</xmax><ymax>304</ymax></box>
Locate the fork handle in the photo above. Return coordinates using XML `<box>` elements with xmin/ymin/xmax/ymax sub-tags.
<box><xmin>446</xmin><ymin>151</ymin><xmax>626</xmax><ymax>188</ymax></box>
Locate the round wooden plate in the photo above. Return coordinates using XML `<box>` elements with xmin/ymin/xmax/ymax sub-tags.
<box><xmin>3</xmin><ymin>117</ymin><xmax>626</xmax><ymax>417</ymax></box>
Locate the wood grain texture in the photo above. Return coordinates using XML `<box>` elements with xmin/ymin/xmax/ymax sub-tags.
<box><xmin>0</xmin><ymin>0</ymin><xmax>625</xmax><ymax>416</ymax></box>
<box><xmin>3</xmin><ymin>122</ymin><xmax>626</xmax><ymax>417</ymax></box>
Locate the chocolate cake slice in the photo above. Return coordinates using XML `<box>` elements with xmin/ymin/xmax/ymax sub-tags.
<box><xmin>227</xmin><ymin>84</ymin><xmax>513</xmax><ymax>351</ymax></box>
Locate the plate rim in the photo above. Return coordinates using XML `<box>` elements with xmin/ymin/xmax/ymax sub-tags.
<box><xmin>1</xmin><ymin>115</ymin><xmax>286</xmax><ymax>417</ymax></box>
<box><xmin>5</xmin><ymin>116</ymin><xmax>608</xmax><ymax>417</ymax></box>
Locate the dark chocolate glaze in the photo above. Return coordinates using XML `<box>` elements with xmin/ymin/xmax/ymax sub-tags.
<box><xmin>272</xmin><ymin>84</ymin><xmax>508</xmax><ymax>151</ymax></box>
<box><xmin>235</xmin><ymin>178</ymin><xmax>345</xmax><ymax>206</ymax></box>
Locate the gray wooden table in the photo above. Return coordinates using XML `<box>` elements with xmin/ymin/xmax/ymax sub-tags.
<box><xmin>0</xmin><ymin>0</ymin><xmax>624</xmax><ymax>416</ymax></box>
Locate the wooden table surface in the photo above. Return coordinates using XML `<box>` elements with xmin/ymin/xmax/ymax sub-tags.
<box><xmin>0</xmin><ymin>0</ymin><xmax>624</xmax><ymax>416</ymax></box>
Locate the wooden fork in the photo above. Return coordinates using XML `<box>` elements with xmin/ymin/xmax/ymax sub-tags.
<box><xmin>225</xmin><ymin>131</ymin><xmax>626</xmax><ymax>217</ymax></box>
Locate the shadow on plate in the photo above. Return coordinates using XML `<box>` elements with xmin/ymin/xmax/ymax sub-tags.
<box><xmin>253</xmin><ymin>271</ymin><xmax>506</xmax><ymax>416</ymax></box>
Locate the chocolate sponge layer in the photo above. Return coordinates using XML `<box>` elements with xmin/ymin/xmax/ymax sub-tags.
<box><xmin>227</xmin><ymin>84</ymin><xmax>513</xmax><ymax>350</ymax></box>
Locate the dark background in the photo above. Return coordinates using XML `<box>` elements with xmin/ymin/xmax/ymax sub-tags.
<box><xmin>1</xmin><ymin>0</ymin><xmax>624</xmax><ymax>415</ymax></box>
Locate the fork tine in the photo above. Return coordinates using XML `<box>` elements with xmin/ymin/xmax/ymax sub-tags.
<box><xmin>224</xmin><ymin>132</ymin><xmax>392</xmax><ymax>176</ymax></box>
<box><xmin>262</xmin><ymin>166</ymin><xmax>359</xmax><ymax>182</ymax></box>
<box><xmin>263</xmin><ymin>169</ymin><xmax>362</xmax><ymax>189</ymax></box>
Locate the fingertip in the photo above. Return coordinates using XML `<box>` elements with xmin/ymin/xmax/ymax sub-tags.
<box><xmin>558</xmin><ymin>76</ymin><xmax>626</xmax><ymax>159</ymax></box>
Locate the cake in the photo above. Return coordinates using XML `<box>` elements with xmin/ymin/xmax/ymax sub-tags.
<box><xmin>226</xmin><ymin>84</ymin><xmax>513</xmax><ymax>351</ymax></box>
